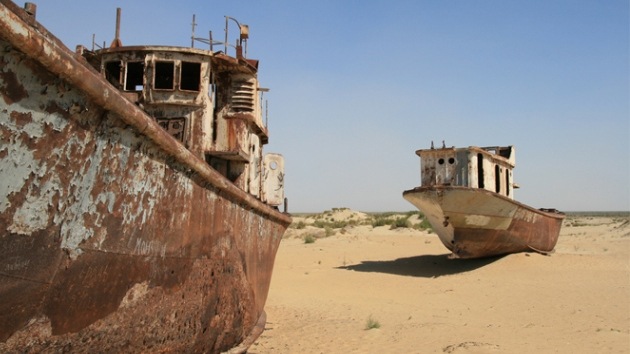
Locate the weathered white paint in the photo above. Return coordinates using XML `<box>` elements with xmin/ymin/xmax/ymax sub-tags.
<box><xmin>464</xmin><ymin>214</ymin><xmax>491</xmax><ymax>227</ymax></box>
<box><xmin>262</xmin><ymin>153</ymin><xmax>285</xmax><ymax>207</ymax></box>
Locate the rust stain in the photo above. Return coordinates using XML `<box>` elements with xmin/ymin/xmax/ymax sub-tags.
<box><xmin>0</xmin><ymin>69</ymin><xmax>29</xmax><ymax>104</ymax></box>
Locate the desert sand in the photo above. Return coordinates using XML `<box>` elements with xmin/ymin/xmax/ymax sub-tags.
<box><xmin>250</xmin><ymin>210</ymin><xmax>629</xmax><ymax>353</ymax></box>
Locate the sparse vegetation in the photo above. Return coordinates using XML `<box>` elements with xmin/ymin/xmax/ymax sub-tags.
<box><xmin>371</xmin><ymin>216</ymin><xmax>392</xmax><ymax>228</ymax></box>
<box><xmin>313</xmin><ymin>219</ymin><xmax>357</xmax><ymax>229</ymax></box>
<box><xmin>565</xmin><ymin>220</ymin><xmax>588</xmax><ymax>227</ymax></box>
<box><xmin>293</xmin><ymin>221</ymin><xmax>306</xmax><ymax>229</ymax></box>
<box><xmin>370</xmin><ymin>211</ymin><xmax>432</xmax><ymax>232</ymax></box>
<box><xmin>365</xmin><ymin>315</ymin><xmax>381</xmax><ymax>330</ymax></box>
<box><xmin>563</xmin><ymin>212</ymin><xmax>630</xmax><ymax>228</ymax></box>
<box><xmin>288</xmin><ymin>209</ymin><xmax>435</xmax><ymax>237</ymax></box>
<box><xmin>303</xmin><ymin>234</ymin><xmax>316</xmax><ymax>244</ymax></box>
<box><xmin>391</xmin><ymin>217</ymin><xmax>411</xmax><ymax>229</ymax></box>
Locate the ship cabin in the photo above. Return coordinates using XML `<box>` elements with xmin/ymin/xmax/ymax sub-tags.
<box><xmin>417</xmin><ymin>144</ymin><xmax>517</xmax><ymax>199</ymax></box>
<box><xmin>83</xmin><ymin>40</ymin><xmax>285</xmax><ymax>207</ymax></box>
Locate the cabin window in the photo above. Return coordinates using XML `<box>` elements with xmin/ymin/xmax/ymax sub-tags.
<box><xmin>209</xmin><ymin>74</ymin><xmax>217</xmax><ymax>105</ymax></box>
<box><xmin>125</xmin><ymin>61</ymin><xmax>144</xmax><ymax>91</ymax></box>
<box><xmin>477</xmin><ymin>154</ymin><xmax>484</xmax><ymax>189</ymax></box>
<box><xmin>206</xmin><ymin>156</ymin><xmax>244</xmax><ymax>183</ymax></box>
<box><xmin>180</xmin><ymin>62</ymin><xmax>201</xmax><ymax>91</ymax></box>
<box><xmin>506</xmin><ymin>171</ymin><xmax>510</xmax><ymax>197</ymax></box>
<box><xmin>495</xmin><ymin>165</ymin><xmax>501</xmax><ymax>193</ymax></box>
<box><xmin>104</xmin><ymin>61</ymin><xmax>122</xmax><ymax>88</ymax></box>
<box><xmin>154</xmin><ymin>61</ymin><xmax>174</xmax><ymax>90</ymax></box>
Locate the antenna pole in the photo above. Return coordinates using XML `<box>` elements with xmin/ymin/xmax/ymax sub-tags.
<box><xmin>224</xmin><ymin>16</ymin><xmax>229</xmax><ymax>54</ymax></box>
<box><xmin>114</xmin><ymin>8</ymin><xmax>121</xmax><ymax>41</ymax></box>
<box><xmin>109</xmin><ymin>8</ymin><xmax>123</xmax><ymax>48</ymax></box>
<box><xmin>191</xmin><ymin>14</ymin><xmax>196</xmax><ymax>48</ymax></box>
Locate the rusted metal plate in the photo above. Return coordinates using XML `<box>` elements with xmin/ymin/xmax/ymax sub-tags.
<box><xmin>0</xmin><ymin>1</ymin><xmax>290</xmax><ymax>352</ymax></box>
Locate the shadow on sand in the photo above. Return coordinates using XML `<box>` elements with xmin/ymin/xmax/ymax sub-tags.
<box><xmin>337</xmin><ymin>254</ymin><xmax>504</xmax><ymax>278</ymax></box>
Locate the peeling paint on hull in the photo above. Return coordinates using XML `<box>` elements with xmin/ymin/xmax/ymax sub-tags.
<box><xmin>0</xmin><ymin>1</ymin><xmax>290</xmax><ymax>352</ymax></box>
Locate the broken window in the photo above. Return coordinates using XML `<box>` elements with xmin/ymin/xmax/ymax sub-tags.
<box><xmin>477</xmin><ymin>153</ymin><xmax>484</xmax><ymax>189</ymax></box>
<box><xmin>209</xmin><ymin>73</ymin><xmax>217</xmax><ymax>104</ymax></box>
<box><xmin>125</xmin><ymin>61</ymin><xmax>144</xmax><ymax>91</ymax></box>
<box><xmin>180</xmin><ymin>62</ymin><xmax>201</xmax><ymax>91</ymax></box>
<box><xmin>154</xmin><ymin>61</ymin><xmax>174</xmax><ymax>90</ymax></box>
<box><xmin>206</xmin><ymin>156</ymin><xmax>244</xmax><ymax>183</ymax></box>
<box><xmin>506</xmin><ymin>171</ymin><xmax>510</xmax><ymax>197</ymax></box>
<box><xmin>495</xmin><ymin>165</ymin><xmax>501</xmax><ymax>193</ymax></box>
<box><xmin>104</xmin><ymin>61</ymin><xmax>122</xmax><ymax>88</ymax></box>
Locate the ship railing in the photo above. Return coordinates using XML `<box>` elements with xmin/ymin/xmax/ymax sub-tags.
<box><xmin>190</xmin><ymin>15</ymin><xmax>248</xmax><ymax>58</ymax></box>
<box><xmin>91</xmin><ymin>34</ymin><xmax>106</xmax><ymax>52</ymax></box>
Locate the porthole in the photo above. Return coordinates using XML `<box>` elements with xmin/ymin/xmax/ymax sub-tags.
<box><xmin>448</xmin><ymin>157</ymin><xmax>455</xmax><ymax>164</ymax></box>
<box><xmin>438</xmin><ymin>158</ymin><xmax>445</xmax><ymax>165</ymax></box>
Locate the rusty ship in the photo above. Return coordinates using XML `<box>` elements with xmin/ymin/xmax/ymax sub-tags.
<box><xmin>403</xmin><ymin>143</ymin><xmax>564</xmax><ymax>259</ymax></box>
<box><xmin>0</xmin><ymin>1</ymin><xmax>291</xmax><ymax>352</ymax></box>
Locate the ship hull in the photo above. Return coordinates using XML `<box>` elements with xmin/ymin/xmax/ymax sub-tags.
<box><xmin>0</xmin><ymin>2</ymin><xmax>290</xmax><ymax>352</ymax></box>
<box><xmin>403</xmin><ymin>186</ymin><xmax>564</xmax><ymax>259</ymax></box>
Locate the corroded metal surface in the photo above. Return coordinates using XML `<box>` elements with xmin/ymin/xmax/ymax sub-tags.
<box><xmin>0</xmin><ymin>1</ymin><xmax>290</xmax><ymax>352</ymax></box>
<box><xmin>404</xmin><ymin>144</ymin><xmax>563</xmax><ymax>259</ymax></box>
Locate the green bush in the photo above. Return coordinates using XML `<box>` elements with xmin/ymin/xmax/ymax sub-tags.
<box><xmin>390</xmin><ymin>217</ymin><xmax>411</xmax><ymax>229</ymax></box>
<box><xmin>371</xmin><ymin>216</ymin><xmax>393</xmax><ymax>227</ymax></box>
<box><xmin>304</xmin><ymin>234</ymin><xmax>316</xmax><ymax>244</ymax></box>
<box><xmin>313</xmin><ymin>219</ymin><xmax>356</xmax><ymax>229</ymax></box>
<box><xmin>365</xmin><ymin>315</ymin><xmax>381</xmax><ymax>330</ymax></box>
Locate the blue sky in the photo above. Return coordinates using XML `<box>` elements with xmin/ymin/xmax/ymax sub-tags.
<box><xmin>32</xmin><ymin>0</ymin><xmax>629</xmax><ymax>212</ymax></box>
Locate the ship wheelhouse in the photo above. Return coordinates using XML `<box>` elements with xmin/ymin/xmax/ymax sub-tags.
<box><xmin>89</xmin><ymin>45</ymin><xmax>282</xmax><ymax>206</ymax></box>
<box><xmin>417</xmin><ymin>144</ymin><xmax>517</xmax><ymax>199</ymax></box>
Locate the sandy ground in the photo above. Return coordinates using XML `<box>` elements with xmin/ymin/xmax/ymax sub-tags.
<box><xmin>250</xmin><ymin>212</ymin><xmax>630</xmax><ymax>353</ymax></box>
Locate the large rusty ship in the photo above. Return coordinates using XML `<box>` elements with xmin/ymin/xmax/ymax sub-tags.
<box><xmin>0</xmin><ymin>1</ymin><xmax>291</xmax><ymax>352</ymax></box>
<box><xmin>403</xmin><ymin>143</ymin><xmax>564</xmax><ymax>259</ymax></box>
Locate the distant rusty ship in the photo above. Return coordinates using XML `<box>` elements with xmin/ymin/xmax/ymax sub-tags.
<box><xmin>403</xmin><ymin>143</ymin><xmax>564</xmax><ymax>259</ymax></box>
<box><xmin>0</xmin><ymin>1</ymin><xmax>291</xmax><ymax>352</ymax></box>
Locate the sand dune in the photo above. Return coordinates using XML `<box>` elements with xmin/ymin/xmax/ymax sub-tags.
<box><xmin>250</xmin><ymin>210</ymin><xmax>630</xmax><ymax>353</ymax></box>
